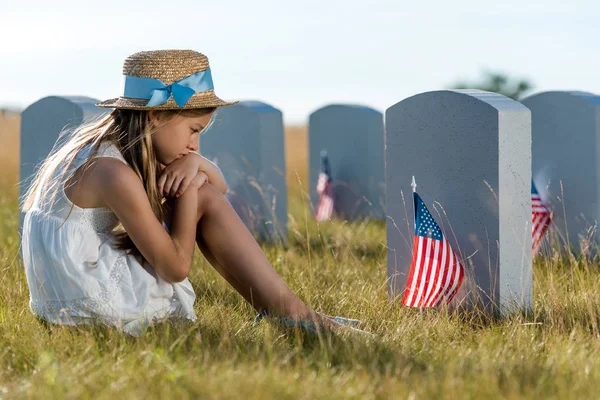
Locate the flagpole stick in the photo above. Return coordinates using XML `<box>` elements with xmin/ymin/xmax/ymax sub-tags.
<box><xmin>411</xmin><ymin>176</ymin><xmax>424</xmax><ymax>319</ymax></box>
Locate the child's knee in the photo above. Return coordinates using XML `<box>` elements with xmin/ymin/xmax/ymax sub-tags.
<box><xmin>196</xmin><ymin>183</ymin><xmax>227</xmax><ymax>216</ymax></box>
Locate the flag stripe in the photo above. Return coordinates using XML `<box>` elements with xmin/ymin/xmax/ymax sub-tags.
<box><xmin>402</xmin><ymin>236</ymin><xmax>421</xmax><ymax>305</ymax></box>
<box><xmin>414</xmin><ymin>238</ymin><xmax>434</xmax><ymax>306</ymax></box>
<box><xmin>315</xmin><ymin>159</ymin><xmax>334</xmax><ymax>221</ymax></box>
<box><xmin>316</xmin><ymin>181</ymin><xmax>334</xmax><ymax>221</ymax></box>
<box><xmin>423</xmin><ymin>239</ymin><xmax>445</xmax><ymax>307</ymax></box>
<box><xmin>435</xmin><ymin>250</ymin><xmax>458</xmax><ymax>307</ymax></box>
<box><xmin>414</xmin><ymin>238</ymin><xmax>431</xmax><ymax>305</ymax></box>
<box><xmin>440</xmin><ymin>252</ymin><xmax>462</xmax><ymax>305</ymax></box>
<box><xmin>404</xmin><ymin>236</ymin><xmax>424</xmax><ymax>306</ymax></box>
<box><xmin>435</xmin><ymin>244</ymin><xmax>455</xmax><ymax>307</ymax></box>
<box><xmin>425</xmin><ymin>239</ymin><xmax>448</xmax><ymax>307</ymax></box>
<box><xmin>532</xmin><ymin>212</ymin><xmax>551</xmax><ymax>255</ymax></box>
<box><xmin>531</xmin><ymin>183</ymin><xmax>551</xmax><ymax>256</ymax></box>
<box><xmin>532</xmin><ymin>214</ymin><xmax>543</xmax><ymax>243</ymax></box>
<box><xmin>444</xmin><ymin>256</ymin><xmax>464</xmax><ymax>305</ymax></box>
<box><xmin>402</xmin><ymin>192</ymin><xmax>465</xmax><ymax>308</ymax></box>
<box><xmin>409</xmin><ymin>237</ymin><xmax>427</xmax><ymax>307</ymax></box>
<box><xmin>433</xmin><ymin>248</ymin><xmax>453</xmax><ymax>307</ymax></box>
<box><xmin>421</xmin><ymin>240</ymin><xmax>440</xmax><ymax>306</ymax></box>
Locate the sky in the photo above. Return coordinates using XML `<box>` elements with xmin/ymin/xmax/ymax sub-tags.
<box><xmin>1</xmin><ymin>0</ymin><xmax>599</xmax><ymax>123</ymax></box>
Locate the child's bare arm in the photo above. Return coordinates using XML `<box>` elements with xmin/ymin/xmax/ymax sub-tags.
<box><xmin>158</xmin><ymin>152</ymin><xmax>227</xmax><ymax>198</ymax></box>
<box><xmin>93</xmin><ymin>158</ymin><xmax>205</xmax><ymax>283</ymax></box>
<box><xmin>190</xmin><ymin>152</ymin><xmax>228</xmax><ymax>194</ymax></box>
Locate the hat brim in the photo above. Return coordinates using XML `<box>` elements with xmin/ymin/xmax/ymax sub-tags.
<box><xmin>96</xmin><ymin>90</ymin><xmax>238</xmax><ymax>110</ymax></box>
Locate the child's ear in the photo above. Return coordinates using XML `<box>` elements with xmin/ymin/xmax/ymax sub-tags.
<box><xmin>147</xmin><ymin>111</ymin><xmax>158</xmax><ymax>127</ymax></box>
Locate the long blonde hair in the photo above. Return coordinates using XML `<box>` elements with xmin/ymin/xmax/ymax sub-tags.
<box><xmin>21</xmin><ymin>107</ymin><xmax>216</xmax><ymax>255</ymax></box>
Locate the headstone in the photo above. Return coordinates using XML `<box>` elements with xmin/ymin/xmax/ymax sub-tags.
<box><xmin>521</xmin><ymin>91</ymin><xmax>600</xmax><ymax>253</ymax></box>
<box><xmin>199</xmin><ymin>101</ymin><xmax>287</xmax><ymax>242</ymax></box>
<box><xmin>385</xmin><ymin>90</ymin><xmax>532</xmax><ymax>313</ymax></box>
<box><xmin>19</xmin><ymin>96</ymin><xmax>108</xmax><ymax>231</ymax></box>
<box><xmin>308</xmin><ymin>104</ymin><xmax>385</xmax><ymax>219</ymax></box>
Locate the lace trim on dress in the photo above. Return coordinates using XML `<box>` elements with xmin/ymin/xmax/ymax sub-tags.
<box><xmin>77</xmin><ymin>209</ymin><xmax>120</xmax><ymax>235</ymax></box>
<box><xmin>31</xmin><ymin>254</ymin><xmax>182</xmax><ymax>327</ymax></box>
<box><xmin>30</xmin><ymin>255</ymin><xmax>128</xmax><ymax>323</ymax></box>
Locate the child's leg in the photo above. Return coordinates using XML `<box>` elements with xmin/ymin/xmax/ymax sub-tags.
<box><xmin>195</xmin><ymin>235</ymin><xmax>266</xmax><ymax>312</ymax></box>
<box><xmin>193</xmin><ymin>184</ymin><xmax>323</xmax><ymax>322</ymax></box>
<box><xmin>163</xmin><ymin>198</ymin><xmax>265</xmax><ymax>311</ymax></box>
<box><xmin>195</xmin><ymin>244</ymin><xmax>360</xmax><ymax>327</ymax></box>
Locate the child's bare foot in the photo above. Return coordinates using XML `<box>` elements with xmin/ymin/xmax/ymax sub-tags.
<box><xmin>254</xmin><ymin>308</ymin><xmax>374</xmax><ymax>337</ymax></box>
<box><xmin>316</xmin><ymin>312</ymin><xmax>362</xmax><ymax>327</ymax></box>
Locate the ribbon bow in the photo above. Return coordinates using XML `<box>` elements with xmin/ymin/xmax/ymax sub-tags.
<box><xmin>123</xmin><ymin>68</ymin><xmax>215</xmax><ymax>108</ymax></box>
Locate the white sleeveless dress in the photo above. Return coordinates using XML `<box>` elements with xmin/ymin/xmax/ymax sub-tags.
<box><xmin>22</xmin><ymin>142</ymin><xmax>197</xmax><ymax>336</ymax></box>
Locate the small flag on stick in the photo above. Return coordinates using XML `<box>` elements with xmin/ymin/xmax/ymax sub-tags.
<box><xmin>532</xmin><ymin>181</ymin><xmax>551</xmax><ymax>256</ymax></box>
<box><xmin>403</xmin><ymin>179</ymin><xmax>465</xmax><ymax>308</ymax></box>
<box><xmin>315</xmin><ymin>150</ymin><xmax>334</xmax><ymax>221</ymax></box>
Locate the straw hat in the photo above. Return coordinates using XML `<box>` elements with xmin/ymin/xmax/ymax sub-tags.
<box><xmin>96</xmin><ymin>50</ymin><xmax>238</xmax><ymax>110</ymax></box>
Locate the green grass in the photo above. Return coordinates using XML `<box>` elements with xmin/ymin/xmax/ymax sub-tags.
<box><xmin>2</xmin><ymin>182</ymin><xmax>600</xmax><ymax>399</ymax></box>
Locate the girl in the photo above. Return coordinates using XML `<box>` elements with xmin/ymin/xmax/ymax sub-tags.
<box><xmin>21</xmin><ymin>50</ymin><xmax>366</xmax><ymax>336</ymax></box>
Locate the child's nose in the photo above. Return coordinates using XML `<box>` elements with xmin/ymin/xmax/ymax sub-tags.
<box><xmin>188</xmin><ymin>139</ymin><xmax>199</xmax><ymax>152</ymax></box>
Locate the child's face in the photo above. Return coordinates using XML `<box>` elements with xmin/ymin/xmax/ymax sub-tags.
<box><xmin>150</xmin><ymin>112</ymin><xmax>214</xmax><ymax>165</ymax></box>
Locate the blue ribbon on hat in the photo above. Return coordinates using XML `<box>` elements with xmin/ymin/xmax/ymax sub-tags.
<box><xmin>123</xmin><ymin>68</ymin><xmax>214</xmax><ymax>108</ymax></box>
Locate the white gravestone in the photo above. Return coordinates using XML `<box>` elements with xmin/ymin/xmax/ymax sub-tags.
<box><xmin>385</xmin><ymin>90</ymin><xmax>532</xmax><ymax>313</ymax></box>
<box><xmin>308</xmin><ymin>104</ymin><xmax>385</xmax><ymax>220</ymax></box>
<box><xmin>19</xmin><ymin>96</ymin><xmax>107</xmax><ymax>231</ymax></box>
<box><xmin>521</xmin><ymin>91</ymin><xmax>600</xmax><ymax>253</ymax></box>
<box><xmin>199</xmin><ymin>101</ymin><xmax>287</xmax><ymax>242</ymax></box>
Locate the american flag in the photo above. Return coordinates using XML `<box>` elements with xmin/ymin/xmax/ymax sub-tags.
<box><xmin>532</xmin><ymin>181</ymin><xmax>551</xmax><ymax>256</ymax></box>
<box><xmin>315</xmin><ymin>151</ymin><xmax>334</xmax><ymax>221</ymax></box>
<box><xmin>402</xmin><ymin>192</ymin><xmax>465</xmax><ymax>308</ymax></box>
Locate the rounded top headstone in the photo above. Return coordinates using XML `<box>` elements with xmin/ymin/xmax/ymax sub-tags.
<box><xmin>310</xmin><ymin>103</ymin><xmax>382</xmax><ymax>118</ymax></box>
<box><xmin>213</xmin><ymin>100</ymin><xmax>282</xmax><ymax>122</ymax></box>
<box><xmin>238</xmin><ymin>101</ymin><xmax>281</xmax><ymax>114</ymax></box>
<box><xmin>522</xmin><ymin>90</ymin><xmax>600</xmax><ymax>106</ymax></box>
<box><xmin>23</xmin><ymin>96</ymin><xmax>104</xmax><ymax>116</ymax></box>
<box><xmin>384</xmin><ymin>88</ymin><xmax>532</xmax><ymax>312</ymax></box>
<box><xmin>388</xmin><ymin>90</ymin><xmax>529</xmax><ymax>114</ymax></box>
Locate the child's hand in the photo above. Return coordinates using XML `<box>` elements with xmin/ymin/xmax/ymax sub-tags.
<box><xmin>189</xmin><ymin>171</ymin><xmax>209</xmax><ymax>191</ymax></box>
<box><xmin>158</xmin><ymin>153</ymin><xmax>205</xmax><ymax>198</ymax></box>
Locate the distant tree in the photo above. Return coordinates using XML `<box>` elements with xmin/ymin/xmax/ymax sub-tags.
<box><xmin>450</xmin><ymin>70</ymin><xmax>534</xmax><ymax>100</ymax></box>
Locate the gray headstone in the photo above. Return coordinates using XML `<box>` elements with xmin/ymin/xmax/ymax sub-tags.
<box><xmin>19</xmin><ymin>96</ymin><xmax>107</xmax><ymax>231</ymax></box>
<box><xmin>521</xmin><ymin>91</ymin><xmax>600</xmax><ymax>253</ymax></box>
<box><xmin>199</xmin><ymin>101</ymin><xmax>287</xmax><ymax>242</ymax></box>
<box><xmin>385</xmin><ymin>90</ymin><xmax>532</xmax><ymax>313</ymax></box>
<box><xmin>309</xmin><ymin>104</ymin><xmax>385</xmax><ymax>219</ymax></box>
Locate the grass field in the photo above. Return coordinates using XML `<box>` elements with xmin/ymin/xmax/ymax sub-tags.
<box><xmin>2</xmin><ymin>115</ymin><xmax>600</xmax><ymax>399</ymax></box>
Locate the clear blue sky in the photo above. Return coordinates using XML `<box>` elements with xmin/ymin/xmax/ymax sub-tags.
<box><xmin>1</xmin><ymin>0</ymin><xmax>598</xmax><ymax>123</ymax></box>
